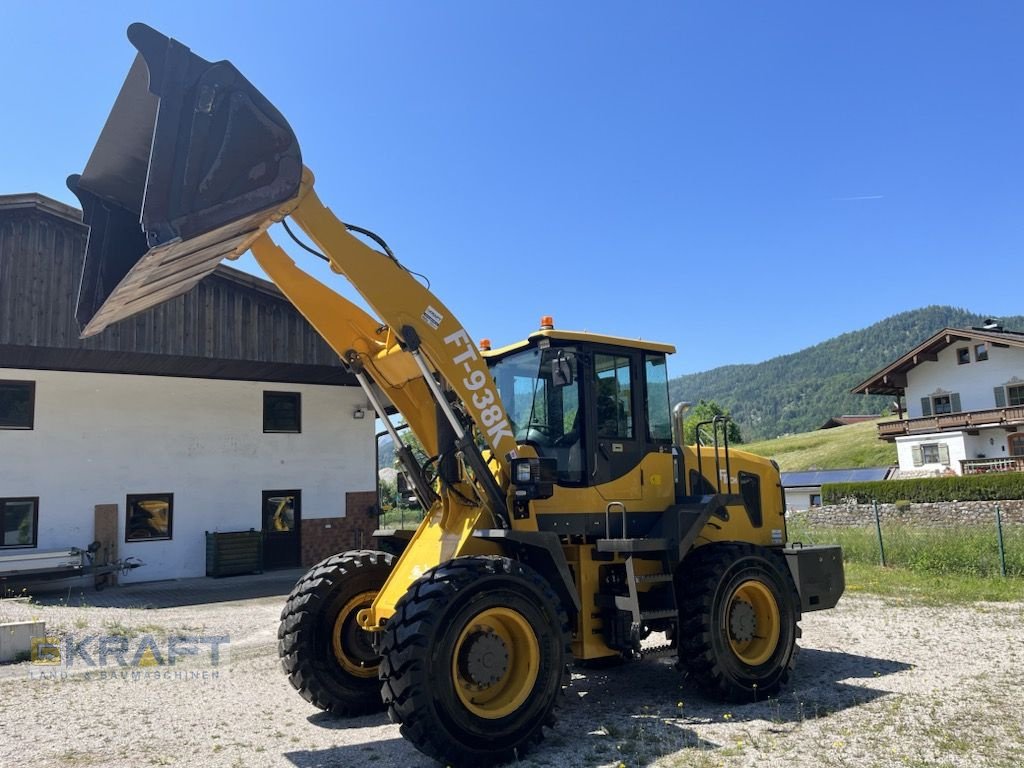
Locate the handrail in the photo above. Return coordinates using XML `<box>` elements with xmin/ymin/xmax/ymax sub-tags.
<box><xmin>878</xmin><ymin>406</ymin><xmax>1024</xmax><ymax>437</ymax></box>
<box><xmin>960</xmin><ymin>457</ymin><xmax>1024</xmax><ymax>474</ymax></box>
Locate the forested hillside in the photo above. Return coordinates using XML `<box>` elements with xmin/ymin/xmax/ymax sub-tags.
<box><xmin>669</xmin><ymin>307</ymin><xmax>1024</xmax><ymax>442</ymax></box>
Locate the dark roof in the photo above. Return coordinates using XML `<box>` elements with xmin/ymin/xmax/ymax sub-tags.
<box><xmin>0</xmin><ymin>192</ymin><xmax>355</xmax><ymax>386</ymax></box>
<box><xmin>781</xmin><ymin>467</ymin><xmax>892</xmax><ymax>488</ymax></box>
<box><xmin>819</xmin><ymin>415</ymin><xmax>881</xmax><ymax>430</ymax></box>
<box><xmin>852</xmin><ymin>326</ymin><xmax>1024</xmax><ymax>397</ymax></box>
<box><xmin>0</xmin><ymin>192</ymin><xmax>83</xmax><ymax>224</ymax></box>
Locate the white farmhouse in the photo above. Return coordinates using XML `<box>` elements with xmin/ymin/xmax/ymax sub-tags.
<box><xmin>853</xmin><ymin>323</ymin><xmax>1024</xmax><ymax>477</ymax></box>
<box><xmin>1</xmin><ymin>193</ymin><xmax>379</xmax><ymax>582</ymax></box>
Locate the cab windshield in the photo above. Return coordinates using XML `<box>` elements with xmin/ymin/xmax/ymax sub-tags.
<box><xmin>488</xmin><ymin>346</ymin><xmax>584</xmax><ymax>483</ymax></box>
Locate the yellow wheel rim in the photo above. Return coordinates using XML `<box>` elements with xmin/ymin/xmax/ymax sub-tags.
<box><xmin>727</xmin><ymin>580</ymin><xmax>781</xmax><ymax>666</ymax></box>
<box><xmin>452</xmin><ymin>607</ymin><xmax>540</xmax><ymax>720</ymax></box>
<box><xmin>331</xmin><ymin>590</ymin><xmax>379</xmax><ymax>678</ymax></box>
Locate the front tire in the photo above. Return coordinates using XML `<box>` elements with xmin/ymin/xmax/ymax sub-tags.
<box><xmin>677</xmin><ymin>543</ymin><xmax>800</xmax><ymax>702</ymax></box>
<box><xmin>278</xmin><ymin>549</ymin><xmax>395</xmax><ymax>715</ymax></box>
<box><xmin>379</xmin><ymin>556</ymin><xmax>569</xmax><ymax>767</ymax></box>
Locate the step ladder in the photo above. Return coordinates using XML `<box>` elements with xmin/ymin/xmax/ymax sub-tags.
<box><xmin>597</xmin><ymin>502</ymin><xmax>679</xmax><ymax>656</ymax></box>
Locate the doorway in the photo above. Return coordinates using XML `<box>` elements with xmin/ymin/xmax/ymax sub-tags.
<box><xmin>262</xmin><ymin>490</ymin><xmax>301</xmax><ymax>569</ymax></box>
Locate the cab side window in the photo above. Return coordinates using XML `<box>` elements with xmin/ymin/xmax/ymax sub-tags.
<box><xmin>595</xmin><ymin>353</ymin><xmax>633</xmax><ymax>439</ymax></box>
<box><xmin>644</xmin><ymin>354</ymin><xmax>672</xmax><ymax>441</ymax></box>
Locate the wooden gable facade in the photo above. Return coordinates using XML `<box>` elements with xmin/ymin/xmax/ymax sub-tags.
<box><xmin>0</xmin><ymin>193</ymin><xmax>354</xmax><ymax>386</ymax></box>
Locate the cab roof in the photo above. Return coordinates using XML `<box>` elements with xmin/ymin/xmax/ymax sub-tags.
<box><xmin>483</xmin><ymin>328</ymin><xmax>675</xmax><ymax>358</ymax></box>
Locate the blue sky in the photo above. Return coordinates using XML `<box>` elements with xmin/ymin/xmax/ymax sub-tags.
<box><xmin>3</xmin><ymin>2</ymin><xmax>1022</xmax><ymax>374</ymax></box>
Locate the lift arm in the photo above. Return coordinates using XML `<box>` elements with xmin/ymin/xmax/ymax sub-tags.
<box><xmin>286</xmin><ymin>178</ymin><xmax>517</xmax><ymax>506</ymax></box>
<box><xmin>247</xmin><ymin>219</ymin><xmax>509</xmax><ymax>626</ymax></box>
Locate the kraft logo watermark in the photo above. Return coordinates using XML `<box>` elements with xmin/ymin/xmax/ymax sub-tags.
<box><xmin>26</xmin><ymin>633</ymin><xmax>229</xmax><ymax>682</ymax></box>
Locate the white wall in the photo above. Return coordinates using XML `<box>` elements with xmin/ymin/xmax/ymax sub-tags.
<box><xmin>0</xmin><ymin>368</ymin><xmax>374</xmax><ymax>581</ymax></box>
<box><xmin>964</xmin><ymin>430</ymin><xmax>1010</xmax><ymax>461</ymax></box>
<box><xmin>784</xmin><ymin>488</ymin><xmax>817</xmax><ymax>512</ymax></box>
<box><xmin>896</xmin><ymin>432</ymin><xmax>967</xmax><ymax>474</ymax></box>
<box><xmin>894</xmin><ymin>429</ymin><xmax>1015</xmax><ymax>475</ymax></box>
<box><xmin>906</xmin><ymin>343</ymin><xmax>1024</xmax><ymax>417</ymax></box>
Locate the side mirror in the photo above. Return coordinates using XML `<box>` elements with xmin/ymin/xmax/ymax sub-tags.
<box><xmin>552</xmin><ymin>353</ymin><xmax>574</xmax><ymax>387</ymax></box>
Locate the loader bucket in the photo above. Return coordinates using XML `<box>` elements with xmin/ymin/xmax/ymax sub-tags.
<box><xmin>69</xmin><ymin>23</ymin><xmax>302</xmax><ymax>337</ymax></box>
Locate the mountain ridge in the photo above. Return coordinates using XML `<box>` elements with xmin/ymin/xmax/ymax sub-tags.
<box><xmin>668</xmin><ymin>306</ymin><xmax>1024</xmax><ymax>442</ymax></box>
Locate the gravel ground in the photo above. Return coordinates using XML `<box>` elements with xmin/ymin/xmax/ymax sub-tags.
<box><xmin>1</xmin><ymin>585</ymin><xmax>1022</xmax><ymax>768</ymax></box>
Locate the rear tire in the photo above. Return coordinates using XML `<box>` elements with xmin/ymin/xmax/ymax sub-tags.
<box><xmin>677</xmin><ymin>543</ymin><xmax>800</xmax><ymax>702</ymax></box>
<box><xmin>278</xmin><ymin>549</ymin><xmax>395</xmax><ymax>715</ymax></box>
<box><xmin>379</xmin><ymin>556</ymin><xmax>569</xmax><ymax>767</ymax></box>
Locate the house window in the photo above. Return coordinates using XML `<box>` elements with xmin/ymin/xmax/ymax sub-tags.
<box><xmin>1</xmin><ymin>498</ymin><xmax>38</xmax><ymax>548</ymax></box>
<box><xmin>264</xmin><ymin>391</ymin><xmax>301</xmax><ymax>433</ymax></box>
<box><xmin>1008</xmin><ymin>385</ymin><xmax>1024</xmax><ymax>407</ymax></box>
<box><xmin>913</xmin><ymin>442</ymin><xmax>950</xmax><ymax>466</ymax></box>
<box><xmin>920</xmin><ymin>393</ymin><xmax>961</xmax><ymax>417</ymax></box>
<box><xmin>809</xmin><ymin>493</ymin><xmax>822</xmax><ymax>508</ymax></box>
<box><xmin>974</xmin><ymin>343</ymin><xmax>988</xmax><ymax>362</ymax></box>
<box><xmin>956</xmin><ymin>348</ymin><xmax>970</xmax><ymax>365</ymax></box>
<box><xmin>1010</xmin><ymin>434</ymin><xmax>1024</xmax><ymax>457</ymax></box>
<box><xmin>0</xmin><ymin>380</ymin><xmax>35</xmax><ymax>429</ymax></box>
<box><xmin>126</xmin><ymin>494</ymin><xmax>173</xmax><ymax>541</ymax></box>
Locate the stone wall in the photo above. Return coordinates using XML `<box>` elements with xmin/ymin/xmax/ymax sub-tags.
<box><xmin>791</xmin><ymin>499</ymin><xmax>1024</xmax><ymax>528</ymax></box>
<box><xmin>300</xmin><ymin>491</ymin><xmax>380</xmax><ymax>566</ymax></box>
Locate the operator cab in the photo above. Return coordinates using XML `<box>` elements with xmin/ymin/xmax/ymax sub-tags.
<box><xmin>484</xmin><ymin>320</ymin><xmax>676</xmax><ymax>490</ymax></box>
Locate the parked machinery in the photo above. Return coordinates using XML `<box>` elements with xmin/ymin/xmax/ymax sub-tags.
<box><xmin>68</xmin><ymin>24</ymin><xmax>844</xmax><ymax>767</ymax></box>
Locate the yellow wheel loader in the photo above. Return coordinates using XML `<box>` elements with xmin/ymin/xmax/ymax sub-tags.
<box><xmin>68</xmin><ymin>24</ymin><xmax>845</xmax><ymax>767</ymax></box>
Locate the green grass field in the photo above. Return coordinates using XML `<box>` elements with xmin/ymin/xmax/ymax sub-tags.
<box><xmin>789</xmin><ymin>517</ymin><xmax>1024</xmax><ymax>603</ymax></box>
<box><xmin>742</xmin><ymin>419</ymin><xmax>897</xmax><ymax>471</ymax></box>
<box><xmin>843</xmin><ymin>561</ymin><xmax>1024</xmax><ymax>604</ymax></box>
<box><xmin>788</xmin><ymin>518</ymin><xmax>1024</xmax><ymax>576</ymax></box>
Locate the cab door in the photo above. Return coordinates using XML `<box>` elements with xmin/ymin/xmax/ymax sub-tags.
<box><xmin>591</xmin><ymin>351</ymin><xmax>643</xmax><ymax>500</ymax></box>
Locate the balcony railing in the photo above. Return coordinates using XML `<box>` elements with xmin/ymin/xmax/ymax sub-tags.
<box><xmin>877</xmin><ymin>405</ymin><xmax>1024</xmax><ymax>439</ymax></box>
<box><xmin>961</xmin><ymin>457</ymin><xmax>1024</xmax><ymax>474</ymax></box>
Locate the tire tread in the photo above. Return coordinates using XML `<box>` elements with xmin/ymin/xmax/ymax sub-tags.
<box><xmin>278</xmin><ymin>550</ymin><xmax>395</xmax><ymax>716</ymax></box>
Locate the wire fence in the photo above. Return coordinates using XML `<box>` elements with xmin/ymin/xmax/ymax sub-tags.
<box><xmin>375</xmin><ymin>494</ymin><xmax>1024</xmax><ymax>578</ymax></box>
<box><xmin>377</xmin><ymin>504</ymin><xmax>424</xmax><ymax>531</ymax></box>
<box><xmin>787</xmin><ymin>501</ymin><xmax>1024</xmax><ymax>578</ymax></box>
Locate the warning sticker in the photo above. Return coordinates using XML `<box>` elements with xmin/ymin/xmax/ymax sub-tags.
<box><xmin>422</xmin><ymin>306</ymin><xmax>443</xmax><ymax>330</ymax></box>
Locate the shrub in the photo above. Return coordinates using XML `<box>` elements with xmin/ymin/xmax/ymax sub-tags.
<box><xmin>822</xmin><ymin>473</ymin><xmax>1024</xmax><ymax>505</ymax></box>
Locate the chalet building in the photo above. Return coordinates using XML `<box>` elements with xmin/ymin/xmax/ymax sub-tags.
<box><xmin>0</xmin><ymin>193</ymin><xmax>378</xmax><ymax>582</ymax></box>
<box><xmin>853</xmin><ymin>323</ymin><xmax>1024</xmax><ymax>477</ymax></box>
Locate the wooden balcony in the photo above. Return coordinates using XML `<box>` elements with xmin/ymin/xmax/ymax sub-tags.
<box><xmin>961</xmin><ymin>457</ymin><xmax>1024</xmax><ymax>474</ymax></box>
<box><xmin>877</xmin><ymin>405</ymin><xmax>1024</xmax><ymax>439</ymax></box>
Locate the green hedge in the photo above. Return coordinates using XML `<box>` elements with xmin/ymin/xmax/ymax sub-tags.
<box><xmin>822</xmin><ymin>473</ymin><xmax>1024</xmax><ymax>504</ymax></box>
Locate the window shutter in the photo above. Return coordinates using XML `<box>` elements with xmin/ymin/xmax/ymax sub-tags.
<box><xmin>920</xmin><ymin>397</ymin><xmax>932</xmax><ymax>417</ymax></box>
<box><xmin>995</xmin><ymin>386</ymin><xmax>1007</xmax><ymax>408</ymax></box>
<box><xmin>938</xmin><ymin>443</ymin><xmax>950</xmax><ymax>465</ymax></box>
<box><xmin>912</xmin><ymin>445</ymin><xmax>923</xmax><ymax>466</ymax></box>
<box><xmin>950</xmin><ymin>392</ymin><xmax>961</xmax><ymax>413</ymax></box>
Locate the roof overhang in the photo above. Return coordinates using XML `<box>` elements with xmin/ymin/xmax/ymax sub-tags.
<box><xmin>852</xmin><ymin>327</ymin><xmax>1024</xmax><ymax>397</ymax></box>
